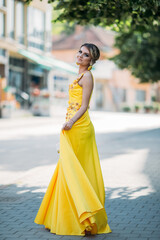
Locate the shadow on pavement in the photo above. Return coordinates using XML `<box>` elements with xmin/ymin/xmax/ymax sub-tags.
<box><xmin>0</xmin><ymin>127</ymin><xmax>160</xmax><ymax>239</ymax></box>
<box><xmin>0</xmin><ymin>183</ymin><xmax>159</xmax><ymax>240</ymax></box>
<box><xmin>96</xmin><ymin>128</ymin><xmax>160</xmax><ymax>193</ymax></box>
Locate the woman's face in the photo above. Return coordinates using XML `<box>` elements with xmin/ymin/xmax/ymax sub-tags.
<box><xmin>76</xmin><ymin>46</ymin><xmax>92</xmax><ymax>67</ymax></box>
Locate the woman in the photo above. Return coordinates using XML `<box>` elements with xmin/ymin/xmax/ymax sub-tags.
<box><xmin>34</xmin><ymin>43</ymin><xmax>112</xmax><ymax>236</ymax></box>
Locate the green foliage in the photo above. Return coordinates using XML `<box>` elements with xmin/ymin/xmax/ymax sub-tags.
<box><xmin>25</xmin><ymin>0</ymin><xmax>160</xmax><ymax>30</ymax></box>
<box><xmin>110</xmin><ymin>26</ymin><xmax>160</xmax><ymax>83</ymax></box>
<box><xmin>51</xmin><ymin>5</ymin><xmax>76</xmax><ymax>35</ymax></box>
<box><xmin>152</xmin><ymin>102</ymin><xmax>160</xmax><ymax>111</ymax></box>
<box><xmin>25</xmin><ymin>0</ymin><xmax>160</xmax><ymax>83</ymax></box>
<box><xmin>52</xmin><ymin>20</ymin><xmax>76</xmax><ymax>35</ymax></box>
<box><xmin>122</xmin><ymin>106</ymin><xmax>131</xmax><ymax>112</ymax></box>
<box><xmin>134</xmin><ymin>104</ymin><xmax>141</xmax><ymax>110</ymax></box>
<box><xmin>143</xmin><ymin>105</ymin><xmax>154</xmax><ymax>111</ymax></box>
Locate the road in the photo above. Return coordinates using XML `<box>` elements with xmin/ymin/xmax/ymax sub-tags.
<box><xmin>0</xmin><ymin>111</ymin><xmax>160</xmax><ymax>240</ymax></box>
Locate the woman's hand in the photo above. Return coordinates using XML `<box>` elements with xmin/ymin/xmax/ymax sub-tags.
<box><xmin>62</xmin><ymin>119</ymin><xmax>74</xmax><ymax>131</ymax></box>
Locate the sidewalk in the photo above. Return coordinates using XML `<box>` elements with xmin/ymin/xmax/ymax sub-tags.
<box><xmin>0</xmin><ymin>112</ymin><xmax>160</xmax><ymax>240</ymax></box>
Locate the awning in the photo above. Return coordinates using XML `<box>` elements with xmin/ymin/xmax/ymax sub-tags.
<box><xmin>18</xmin><ymin>49</ymin><xmax>77</xmax><ymax>74</ymax></box>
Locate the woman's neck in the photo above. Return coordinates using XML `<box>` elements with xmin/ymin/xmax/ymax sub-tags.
<box><xmin>78</xmin><ymin>66</ymin><xmax>88</xmax><ymax>75</ymax></box>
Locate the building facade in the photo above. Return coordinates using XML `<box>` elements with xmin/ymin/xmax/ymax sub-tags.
<box><xmin>52</xmin><ymin>25</ymin><xmax>156</xmax><ymax>112</ymax></box>
<box><xmin>0</xmin><ymin>0</ymin><xmax>52</xmax><ymax>113</ymax></box>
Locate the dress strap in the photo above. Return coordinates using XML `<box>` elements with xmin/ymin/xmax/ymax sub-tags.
<box><xmin>79</xmin><ymin>72</ymin><xmax>84</xmax><ymax>79</ymax></box>
<box><xmin>77</xmin><ymin>73</ymin><xmax>84</xmax><ymax>82</ymax></box>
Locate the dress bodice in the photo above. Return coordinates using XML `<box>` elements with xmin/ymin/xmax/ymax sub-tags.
<box><xmin>65</xmin><ymin>72</ymin><xmax>93</xmax><ymax>122</ymax></box>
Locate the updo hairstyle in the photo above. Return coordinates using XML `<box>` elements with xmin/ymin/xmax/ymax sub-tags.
<box><xmin>80</xmin><ymin>43</ymin><xmax>100</xmax><ymax>66</ymax></box>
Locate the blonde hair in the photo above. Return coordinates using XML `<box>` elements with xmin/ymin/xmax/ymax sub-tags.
<box><xmin>80</xmin><ymin>43</ymin><xmax>100</xmax><ymax>65</ymax></box>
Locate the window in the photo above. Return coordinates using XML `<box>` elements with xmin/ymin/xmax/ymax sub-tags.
<box><xmin>111</xmin><ymin>87</ymin><xmax>126</xmax><ymax>103</ymax></box>
<box><xmin>9</xmin><ymin>70</ymin><xmax>23</xmax><ymax>89</ymax></box>
<box><xmin>9</xmin><ymin>57</ymin><xmax>24</xmax><ymax>68</ymax></box>
<box><xmin>136</xmin><ymin>90</ymin><xmax>146</xmax><ymax>102</ymax></box>
<box><xmin>9</xmin><ymin>69</ymin><xmax>25</xmax><ymax>105</ymax></box>
<box><xmin>0</xmin><ymin>12</ymin><xmax>5</xmax><ymax>37</ymax></box>
<box><xmin>0</xmin><ymin>48</ymin><xmax>6</xmax><ymax>57</ymax></box>
<box><xmin>7</xmin><ymin>0</ymin><xmax>14</xmax><ymax>39</ymax></box>
<box><xmin>53</xmin><ymin>75</ymin><xmax>68</xmax><ymax>92</ymax></box>
<box><xmin>16</xmin><ymin>1</ymin><xmax>24</xmax><ymax>44</ymax></box>
<box><xmin>119</xmin><ymin>88</ymin><xmax>126</xmax><ymax>102</ymax></box>
<box><xmin>27</xmin><ymin>6</ymin><xmax>45</xmax><ymax>50</ymax></box>
<box><xmin>0</xmin><ymin>0</ymin><xmax>5</xmax><ymax>7</ymax></box>
<box><xmin>45</xmin><ymin>9</ymin><xmax>52</xmax><ymax>52</ymax></box>
<box><xmin>96</xmin><ymin>82</ymin><xmax>104</xmax><ymax>108</ymax></box>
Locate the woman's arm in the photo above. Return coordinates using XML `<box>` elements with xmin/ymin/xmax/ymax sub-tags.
<box><xmin>62</xmin><ymin>72</ymin><xmax>93</xmax><ymax>130</ymax></box>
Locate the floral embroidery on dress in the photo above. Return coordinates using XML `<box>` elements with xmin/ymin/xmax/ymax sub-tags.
<box><xmin>66</xmin><ymin>73</ymin><xmax>91</xmax><ymax>121</ymax></box>
<box><xmin>69</xmin><ymin>73</ymin><xmax>84</xmax><ymax>90</ymax></box>
<box><xmin>66</xmin><ymin>102</ymin><xmax>81</xmax><ymax>121</ymax></box>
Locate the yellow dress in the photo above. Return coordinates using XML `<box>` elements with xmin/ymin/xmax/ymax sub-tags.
<box><xmin>34</xmin><ymin>72</ymin><xmax>112</xmax><ymax>236</ymax></box>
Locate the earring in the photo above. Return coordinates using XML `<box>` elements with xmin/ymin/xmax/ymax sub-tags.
<box><xmin>88</xmin><ymin>65</ymin><xmax>92</xmax><ymax>70</ymax></box>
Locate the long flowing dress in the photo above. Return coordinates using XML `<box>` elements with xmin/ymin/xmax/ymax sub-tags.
<box><xmin>34</xmin><ymin>72</ymin><xmax>112</xmax><ymax>236</ymax></box>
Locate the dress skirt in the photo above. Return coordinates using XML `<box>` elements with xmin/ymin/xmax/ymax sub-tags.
<box><xmin>34</xmin><ymin>109</ymin><xmax>112</xmax><ymax>235</ymax></box>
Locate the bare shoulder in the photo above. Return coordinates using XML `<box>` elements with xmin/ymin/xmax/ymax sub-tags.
<box><xmin>83</xmin><ymin>71</ymin><xmax>93</xmax><ymax>80</ymax></box>
<box><xmin>80</xmin><ymin>71</ymin><xmax>93</xmax><ymax>88</ymax></box>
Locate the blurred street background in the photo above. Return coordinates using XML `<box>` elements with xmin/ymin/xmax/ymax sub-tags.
<box><xmin>0</xmin><ymin>0</ymin><xmax>160</xmax><ymax>117</ymax></box>
<box><xmin>0</xmin><ymin>0</ymin><xmax>160</xmax><ymax>239</ymax></box>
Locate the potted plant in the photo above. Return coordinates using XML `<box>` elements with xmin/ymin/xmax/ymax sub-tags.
<box><xmin>134</xmin><ymin>104</ymin><xmax>141</xmax><ymax>113</ymax></box>
<box><xmin>153</xmin><ymin>103</ymin><xmax>160</xmax><ymax>113</ymax></box>
<box><xmin>122</xmin><ymin>106</ymin><xmax>131</xmax><ymax>112</ymax></box>
<box><xmin>143</xmin><ymin>105</ymin><xmax>153</xmax><ymax>113</ymax></box>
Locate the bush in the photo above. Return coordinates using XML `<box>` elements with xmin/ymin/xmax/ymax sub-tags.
<box><xmin>134</xmin><ymin>104</ymin><xmax>141</xmax><ymax>112</ymax></box>
<box><xmin>122</xmin><ymin>106</ymin><xmax>131</xmax><ymax>112</ymax></box>
<box><xmin>143</xmin><ymin>105</ymin><xmax>154</xmax><ymax>112</ymax></box>
<box><xmin>152</xmin><ymin>102</ymin><xmax>160</xmax><ymax>113</ymax></box>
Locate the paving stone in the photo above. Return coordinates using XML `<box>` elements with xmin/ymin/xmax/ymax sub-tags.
<box><xmin>0</xmin><ymin>115</ymin><xmax>160</xmax><ymax>240</ymax></box>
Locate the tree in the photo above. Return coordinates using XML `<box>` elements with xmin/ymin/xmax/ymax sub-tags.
<box><xmin>26</xmin><ymin>0</ymin><xmax>160</xmax><ymax>30</ymax></box>
<box><xmin>110</xmin><ymin>26</ymin><xmax>160</xmax><ymax>83</ymax></box>
<box><xmin>26</xmin><ymin>0</ymin><xmax>160</xmax><ymax>83</ymax></box>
